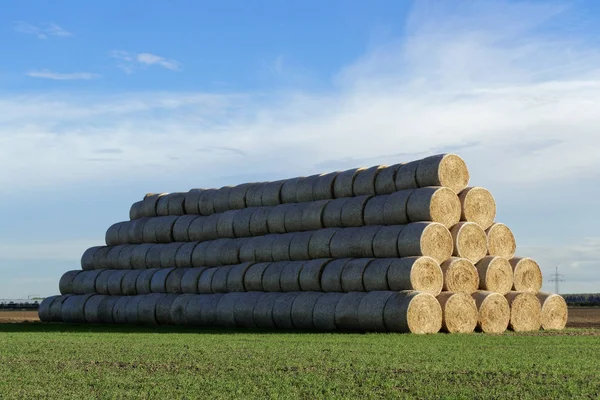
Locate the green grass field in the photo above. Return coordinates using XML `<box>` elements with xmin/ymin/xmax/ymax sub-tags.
<box><xmin>0</xmin><ymin>324</ymin><xmax>598</xmax><ymax>399</ymax></box>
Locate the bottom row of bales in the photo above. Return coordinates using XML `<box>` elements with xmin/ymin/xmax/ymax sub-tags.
<box><xmin>39</xmin><ymin>290</ymin><xmax>567</xmax><ymax>334</ymax></box>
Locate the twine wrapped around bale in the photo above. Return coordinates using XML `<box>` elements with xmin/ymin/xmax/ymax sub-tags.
<box><xmin>472</xmin><ymin>291</ymin><xmax>510</xmax><ymax>333</ymax></box>
<box><xmin>458</xmin><ymin>187</ymin><xmax>496</xmax><ymax>230</ymax></box>
<box><xmin>475</xmin><ymin>256</ymin><xmax>513</xmax><ymax>295</ymax></box>
<box><xmin>486</xmin><ymin>223</ymin><xmax>516</xmax><ymax>259</ymax></box>
<box><xmin>436</xmin><ymin>292</ymin><xmax>477</xmax><ymax>333</ymax></box>
<box><xmin>505</xmin><ymin>291</ymin><xmax>542</xmax><ymax>332</ymax></box>
<box><xmin>537</xmin><ymin>292</ymin><xmax>568</xmax><ymax>330</ymax></box>
<box><xmin>510</xmin><ymin>257</ymin><xmax>542</xmax><ymax>293</ymax></box>
<box><xmin>450</xmin><ymin>222</ymin><xmax>487</xmax><ymax>263</ymax></box>
<box><xmin>440</xmin><ymin>257</ymin><xmax>479</xmax><ymax>294</ymax></box>
<box><xmin>383</xmin><ymin>291</ymin><xmax>442</xmax><ymax>334</ymax></box>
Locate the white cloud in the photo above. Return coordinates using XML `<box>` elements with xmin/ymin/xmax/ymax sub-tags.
<box><xmin>111</xmin><ymin>51</ymin><xmax>181</xmax><ymax>72</ymax></box>
<box><xmin>26</xmin><ymin>70</ymin><xmax>100</xmax><ymax>80</ymax></box>
<box><xmin>13</xmin><ymin>21</ymin><xmax>72</xmax><ymax>39</ymax></box>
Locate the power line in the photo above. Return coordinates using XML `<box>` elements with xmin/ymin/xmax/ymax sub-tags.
<box><xmin>548</xmin><ymin>266</ymin><xmax>565</xmax><ymax>294</ymax></box>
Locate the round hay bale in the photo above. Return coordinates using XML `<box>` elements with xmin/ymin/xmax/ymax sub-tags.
<box><xmin>450</xmin><ymin>222</ymin><xmax>487</xmax><ymax>263</ymax></box>
<box><xmin>335</xmin><ymin>292</ymin><xmax>366</xmax><ymax>331</ymax></box>
<box><xmin>459</xmin><ymin>187</ymin><xmax>496</xmax><ymax>230</ymax></box>
<box><xmin>216</xmin><ymin>293</ymin><xmax>244</xmax><ymax>327</ymax></box>
<box><xmin>341</xmin><ymin>259</ymin><xmax>371</xmax><ymax>292</ymax></box>
<box><xmin>358</xmin><ymin>291</ymin><xmax>395</xmax><ymax>332</ymax></box>
<box><xmin>363</xmin><ymin>259</ymin><xmax>392</xmax><ymax>291</ymax></box>
<box><xmin>291</xmin><ymin>292</ymin><xmax>324</xmax><ymax>329</ymax></box>
<box><xmin>299</xmin><ymin>259</ymin><xmax>331</xmax><ymax>291</ymax></box>
<box><xmin>394</xmin><ymin>161</ymin><xmax>419</xmax><ymax>191</ymax></box>
<box><xmin>155</xmin><ymin>294</ymin><xmax>179</xmax><ymax>325</ymax></box>
<box><xmin>407</xmin><ymin>187</ymin><xmax>461</xmax><ymax>228</ymax></box>
<box><xmin>155</xmin><ymin>194</ymin><xmax>172</xmax><ymax>216</ymax></box>
<box><xmin>213</xmin><ymin>186</ymin><xmax>233</xmax><ymax>213</ymax></box>
<box><xmin>145</xmin><ymin>244</ymin><xmax>164</xmax><ymax>269</ymax></box>
<box><xmin>48</xmin><ymin>295</ymin><xmax>73</xmax><ymax>322</ymax></box>
<box><xmin>245</xmin><ymin>183</ymin><xmax>267</xmax><ymax>208</ymax></box>
<box><xmin>384</xmin><ymin>291</ymin><xmax>442</xmax><ymax>334</ymax></box>
<box><xmin>191</xmin><ymin>241</ymin><xmax>212</xmax><ymax>267</ymax></box>
<box><xmin>211</xmin><ymin>265</ymin><xmax>233</xmax><ymax>293</ymax></box>
<box><xmin>81</xmin><ymin>270</ymin><xmax>103</xmax><ymax>294</ymax></box>
<box><xmin>261</xmin><ymin>180</ymin><xmax>284</xmax><ymax>206</ymax></box>
<box><xmin>398</xmin><ymin>222</ymin><xmax>453</xmax><ymax>263</ymax></box>
<box><xmin>279</xmin><ymin>261</ymin><xmax>303</xmax><ymax>292</ymax></box>
<box><xmin>160</xmin><ymin>242</ymin><xmax>184</xmax><ymax>268</ymax></box>
<box><xmin>167</xmin><ymin>193</ymin><xmax>186</xmax><ymax>216</ymax></box>
<box><xmin>81</xmin><ymin>246</ymin><xmax>102</xmax><ymax>270</ymax></box>
<box><xmin>363</xmin><ymin>195</ymin><xmax>387</xmax><ymax>226</ymax></box>
<box><xmin>254</xmin><ymin>235</ymin><xmax>276</xmax><ymax>262</ymax></box>
<box><xmin>92</xmin><ymin>246</ymin><xmax>111</xmax><ymax>270</ymax></box>
<box><xmin>388</xmin><ymin>257</ymin><xmax>443</xmax><ymax>295</ymax></box>
<box><xmin>83</xmin><ymin>294</ymin><xmax>107</xmax><ymax>324</ymax></box>
<box><xmin>170</xmin><ymin>294</ymin><xmax>197</xmax><ymax>325</ymax></box>
<box><xmin>127</xmin><ymin>218</ymin><xmax>149</xmax><ymax>244</ymax></box>
<box><xmin>106</xmin><ymin>270</ymin><xmax>128</xmax><ymax>295</ymax></box>
<box><xmin>486</xmin><ymin>223</ymin><xmax>516</xmax><ymax>259</ymax></box>
<box><xmin>129</xmin><ymin>244</ymin><xmax>152</xmax><ymax>269</ymax></box>
<box><xmin>301</xmin><ymin>200</ymin><xmax>328</xmax><ymax>231</ymax></box>
<box><xmin>375</xmin><ymin>164</ymin><xmax>402</xmax><ymax>195</ymax></box>
<box><xmin>227</xmin><ymin>262</ymin><xmax>254</xmax><ymax>292</ymax></box>
<box><xmin>353</xmin><ymin>165</ymin><xmax>385</xmax><ymax>196</ymax></box>
<box><xmin>382</xmin><ymin>191</ymin><xmax>413</xmax><ymax>225</ymax></box>
<box><xmin>106</xmin><ymin>245</ymin><xmax>126</xmax><ymax>269</ymax></box>
<box><xmin>308</xmin><ymin>228</ymin><xmax>337</xmax><ymax>258</ymax></box>
<box><xmin>191</xmin><ymin>293</ymin><xmax>224</xmax><ymax>326</ymax></box>
<box><xmin>71</xmin><ymin>272</ymin><xmax>87</xmax><ymax>295</ymax></box>
<box><xmin>262</xmin><ymin>262</ymin><xmax>286</xmax><ymax>292</ymax></box>
<box><xmin>121</xmin><ymin>270</ymin><xmax>141</xmax><ymax>295</ymax></box>
<box><xmin>217</xmin><ymin>239</ymin><xmax>242</xmax><ymax>266</ymax></box>
<box><xmin>172</xmin><ymin>215</ymin><xmax>198</xmax><ymax>242</ymax></box>
<box><xmin>155</xmin><ymin>216</ymin><xmax>179</xmax><ymax>243</ymax></box>
<box><xmin>330</xmin><ymin>226</ymin><xmax>380</xmax><ymax>258</ymax></box>
<box><xmin>244</xmin><ymin>262</ymin><xmax>271</xmax><ymax>292</ymax></box>
<box><xmin>198</xmin><ymin>189</ymin><xmax>217</xmax><ymax>216</ymax></box>
<box><xmin>97</xmin><ymin>296</ymin><xmax>119</xmax><ymax>324</ymax></box>
<box><xmin>138</xmin><ymin>293</ymin><xmax>164</xmax><ymax>325</ymax></box>
<box><xmin>281</xmin><ymin>177</ymin><xmax>303</xmax><ymax>204</ymax></box>
<box><xmin>150</xmin><ymin>268</ymin><xmax>175</xmax><ymax>293</ymax></box>
<box><xmin>229</xmin><ymin>183</ymin><xmax>251</xmax><ymax>210</ymax></box>
<box><xmin>166</xmin><ymin>268</ymin><xmax>189</xmax><ymax>294</ymax></box>
<box><xmin>140</xmin><ymin>194</ymin><xmax>163</xmax><ymax>217</ymax></box>
<box><xmin>232</xmin><ymin>208</ymin><xmax>255</xmax><ymax>238</ymax></box>
<box><xmin>180</xmin><ymin>268</ymin><xmax>206</xmax><ymax>294</ymax></box>
<box><xmin>505</xmin><ymin>291</ymin><xmax>542</xmax><ymax>332</ymax></box>
<box><xmin>334</xmin><ymin>168</ymin><xmax>365</xmax><ymax>198</ymax></box>
<box><xmin>416</xmin><ymin>154</ymin><xmax>470</xmax><ymax>194</ymax></box>
<box><xmin>440</xmin><ymin>257</ymin><xmax>479</xmax><ymax>294</ymax></box>
<box><xmin>183</xmin><ymin>189</ymin><xmax>203</xmax><ymax>214</ymax></box>
<box><xmin>272</xmin><ymin>292</ymin><xmax>299</xmax><ymax>329</ymax></box>
<box><xmin>175</xmin><ymin>242</ymin><xmax>198</xmax><ymax>268</ymax></box>
<box><xmin>250</xmin><ymin>207</ymin><xmax>272</xmax><ymax>236</ymax></box>
<box><xmin>217</xmin><ymin>210</ymin><xmax>238</xmax><ymax>238</ymax></box>
<box><xmin>475</xmin><ymin>256</ymin><xmax>513</xmax><ymax>295</ymax></box>
<box><xmin>117</xmin><ymin>245</ymin><xmax>136</xmax><ymax>269</ymax></box>
<box><xmin>238</xmin><ymin>238</ymin><xmax>257</xmax><ymax>263</ymax></box>
<box><xmin>289</xmin><ymin>231</ymin><xmax>313</xmax><ymax>261</ymax></box>
<box><xmin>537</xmin><ymin>292</ymin><xmax>568</xmax><ymax>330</ymax></box>
<box><xmin>253</xmin><ymin>292</ymin><xmax>279</xmax><ymax>328</ymax></box>
<box><xmin>142</xmin><ymin>218</ymin><xmax>160</xmax><ymax>243</ymax></box>
<box><xmin>38</xmin><ymin>296</ymin><xmax>59</xmax><ymax>322</ymax></box>
<box><xmin>321</xmin><ymin>258</ymin><xmax>349</xmax><ymax>292</ymax></box>
<box><xmin>136</xmin><ymin>268</ymin><xmax>160</xmax><ymax>295</ymax></box>
<box><xmin>436</xmin><ymin>292</ymin><xmax>477</xmax><ymax>333</ymax></box>
<box><xmin>129</xmin><ymin>200</ymin><xmax>143</xmax><ymax>220</ymax></box>
<box><xmin>62</xmin><ymin>294</ymin><xmax>94</xmax><ymax>323</ymax></box>
<box><xmin>59</xmin><ymin>270</ymin><xmax>82</xmax><ymax>294</ymax></box>
<box><xmin>197</xmin><ymin>268</ymin><xmax>218</xmax><ymax>293</ymax></box>
<box><xmin>312</xmin><ymin>172</ymin><xmax>338</xmax><ymax>201</ymax></box>
<box><xmin>313</xmin><ymin>292</ymin><xmax>344</xmax><ymax>331</ymax></box>
<box><xmin>117</xmin><ymin>221</ymin><xmax>133</xmax><ymax>244</ymax></box>
<box><xmin>188</xmin><ymin>216</ymin><xmax>208</xmax><ymax>242</ymax></box>
<box><xmin>510</xmin><ymin>257</ymin><xmax>542</xmax><ymax>293</ymax></box>
<box><xmin>372</xmin><ymin>226</ymin><xmax>403</xmax><ymax>258</ymax></box>
<box><xmin>105</xmin><ymin>222</ymin><xmax>124</xmax><ymax>246</ymax></box>
<box><xmin>284</xmin><ymin>204</ymin><xmax>304</xmax><ymax>233</ymax></box>
<box><xmin>296</xmin><ymin>175</ymin><xmax>319</xmax><ymax>203</ymax></box>
<box><xmin>340</xmin><ymin>195</ymin><xmax>371</xmax><ymax>227</ymax></box>
<box><xmin>322</xmin><ymin>198</ymin><xmax>348</xmax><ymax>228</ymax></box>
<box><xmin>184</xmin><ymin>295</ymin><xmax>204</xmax><ymax>325</ymax></box>
<box><xmin>112</xmin><ymin>296</ymin><xmax>130</xmax><ymax>324</ymax></box>
<box><xmin>233</xmin><ymin>292</ymin><xmax>263</xmax><ymax>328</ymax></box>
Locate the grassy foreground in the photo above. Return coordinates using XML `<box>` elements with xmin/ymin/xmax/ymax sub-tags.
<box><xmin>0</xmin><ymin>324</ymin><xmax>598</xmax><ymax>399</ymax></box>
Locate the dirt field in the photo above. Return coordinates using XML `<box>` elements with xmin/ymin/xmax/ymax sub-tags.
<box><xmin>0</xmin><ymin>311</ymin><xmax>39</xmax><ymax>323</ymax></box>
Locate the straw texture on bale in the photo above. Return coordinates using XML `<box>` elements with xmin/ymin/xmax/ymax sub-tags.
<box><xmin>475</xmin><ymin>256</ymin><xmax>513</xmax><ymax>294</ymax></box>
<box><xmin>436</xmin><ymin>292</ymin><xmax>477</xmax><ymax>333</ymax></box>
<box><xmin>486</xmin><ymin>223</ymin><xmax>516</xmax><ymax>259</ymax></box>
<box><xmin>398</xmin><ymin>222</ymin><xmax>453</xmax><ymax>264</ymax></box>
<box><xmin>407</xmin><ymin>187</ymin><xmax>461</xmax><ymax>228</ymax></box>
<box><xmin>505</xmin><ymin>291</ymin><xmax>542</xmax><ymax>332</ymax></box>
<box><xmin>458</xmin><ymin>187</ymin><xmax>496</xmax><ymax>230</ymax></box>
<box><xmin>440</xmin><ymin>258</ymin><xmax>479</xmax><ymax>294</ymax></box>
<box><xmin>537</xmin><ymin>292</ymin><xmax>568</xmax><ymax>330</ymax></box>
<box><xmin>415</xmin><ymin>154</ymin><xmax>470</xmax><ymax>194</ymax></box>
<box><xmin>383</xmin><ymin>291</ymin><xmax>442</xmax><ymax>334</ymax></box>
<box><xmin>471</xmin><ymin>291</ymin><xmax>510</xmax><ymax>333</ymax></box>
<box><xmin>450</xmin><ymin>222</ymin><xmax>487</xmax><ymax>263</ymax></box>
<box><xmin>387</xmin><ymin>257</ymin><xmax>443</xmax><ymax>295</ymax></box>
<box><xmin>510</xmin><ymin>257</ymin><xmax>542</xmax><ymax>293</ymax></box>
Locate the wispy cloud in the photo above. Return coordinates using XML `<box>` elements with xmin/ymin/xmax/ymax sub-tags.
<box><xmin>26</xmin><ymin>70</ymin><xmax>100</xmax><ymax>80</ymax></box>
<box><xmin>110</xmin><ymin>51</ymin><xmax>182</xmax><ymax>72</ymax></box>
<box><xmin>13</xmin><ymin>21</ymin><xmax>72</xmax><ymax>39</ymax></box>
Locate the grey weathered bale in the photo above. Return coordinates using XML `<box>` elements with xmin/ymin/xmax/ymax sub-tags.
<box><xmin>261</xmin><ymin>180</ymin><xmax>284</xmax><ymax>206</ymax></box>
<box><xmin>358</xmin><ymin>291</ymin><xmax>395</xmax><ymax>331</ymax></box>
<box><xmin>172</xmin><ymin>215</ymin><xmax>198</xmax><ymax>242</ymax></box>
<box><xmin>117</xmin><ymin>221</ymin><xmax>133</xmax><ymax>244</ymax></box>
<box><xmin>253</xmin><ymin>292</ymin><xmax>279</xmax><ymax>328</ymax></box>
<box><xmin>62</xmin><ymin>294</ymin><xmax>94</xmax><ymax>323</ymax></box>
<box><xmin>71</xmin><ymin>272</ymin><xmax>87</xmax><ymax>295</ymax></box>
<box><xmin>250</xmin><ymin>207</ymin><xmax>271</xmax><ymax>236</ymax></box>
<box><xmin>334</xmin><ymin>168</ymin><xmax>365</xmax><ymax>198</ymax></box>
<box><xmin>112</xmin><ymin>296</ymin><xmax>130</xmax><ymax>324</ymax></box>
<box><xmin>244</xmin><ymin>262</ymin><xmax>271</xmax><ymax>291</ymax></box>
<box><xmin>191</xmin><ymin>241</ymin><xmax>212</xmax><ymax>267</ymax></box>
<box><xmin>106</xmin><ymin>245</ymin><xmax>126</xmax><ymax>268</ymax></box>
<box><xmin>204</xmin><ymin>239</ymin><xmax>239</xmax><ymax>266</ymax></box>
<box><xmin>322</xmin><ymin>198</ymin><xmax>348</xmax><ymax>228</ymax></box>
<box><xmin>331</xmin><ymin>226</ymin><xmax>380</xmax><ymax>258</ymax></box>
<box><xmin>301</xmin><ymin>200</ymin><xmax>328</xmax><ymax>231</ymax></box>
<box><xmin>127</xmin><ymin>218</ymin><xmax>149</xmax><ymax>244</ymax></box>
<box><xmin>394</xmin><ymin>161</ymin><xmax>419</xmax><ymax>191</ymax></box>
<box><xmin>239</xmin><ymin>238</ymin><xmax>257</xmax><ymax>263</ymax></box>
<box><xmin>150</xmin><ymin>268</ymin><xmax>174</xmax><ymax>293</ymax></box>
<box><xmin>174</xmin><ymin>242</ymin><xmax>197</xmax><ymax>268</ymax></box>
<box><xmin>363</xmin><ymin>259</ymin><xmax>391</xmax><ymax>291</ymax></box>
<box><xmin>384</xmin><ymin>191</ymin><xmax>413</xmax><ymax>225</ymax></box>
<box><xmin>170</xmin><ymin>294</ymin><xmax>196</xmax><ymax>325</ymax></box>
<box><xmin>198</xmin><ymin>189</ymin><xmax>217</xmax><ymax>216</ymax></box>
<box><xmin>266</xmin><ymin>204</ymin><xmax>291</xmax><ymax>234</ymax></box>
<box><xmin>167</xmin><ymin>193</ymin><xmax>186</xmax><ymax>216</ymax></box>
<box><xmin>340</xmin><ymin>195</ymin><xmax>371</xmax><ymax>227</ymax></box>
<box><xmin>81</xmin><ymin>246</ymin><xmax>102</xmax><ymax>270</ymax></box>
<box><xmin>341</xmin><ymin>259</ymin><xmax>371</xmax><ymax>292</ymax></box>
<box><xmin>313</xmin><ymin>293</ymin><xmax>344</xmax><ymax>331</ymax></box>
<box><xmin>92</xmin><ymin>246</ymin><xmax>111</xmax><ymax>270</ymax></box>
<box><xmin>281</xmin><ymin>177</ymin><xmax>303</xmax><ymax>204</ymax></box>
<box><xmin>97</xmin><ymin>296</ymin><xmax>119</xmax><ymax>324</ymax></box>
<box><xmin>211</xmin><ymin>265</ymin><xmax>233</xmax><ymax>293</ymax></box>
<box><xmin>136</xmin><ymin>268</ymin><xmax>160</xmax><ymax>295</ymax></box>
<box><xmin>59</xmin><ymin>270</ymin><xmax>82</xmax><ymax>294</ymax></box>
<box><xmin>335</xmin><ymin>292</ymin><xmax>367</xmax><ymax>331</ymax></box>
<box><xmin>262</xmin><ymin>262</ymin><xmax>286</xmax><ymax>292</ymax></box>
<box><xmin>121</xmin><ymin>270</ymin><xmax>141</xmax><ymax>295</ymax></box>
<box><xmin>213</xmin><ymin>186</ymin><xmax>233</xmax><ymax>213</ymax></box>
<box><xmin>140</xmin><ymin>194</ymin><xmax>163</xmax><ymax>218</ymax></box>
<box><xmin>188</xmin><ymin>216</ymin><xmax>208</xmax><ymax>241</ymax></box>
<box><xmin>129</xmin><ymin>200</ymin><xmax>143</xmax><ymax>220</ymax></box>
<box><xmin>272</xmin><ymin>292</ymin><xmax>299</xmax><ymax>329</ymax></box>
<box><xmin>254</xmin><ymin>235</ymin><xmax>276</xmax><ymax>262</ymax></box>
<box><xmin>183</xmin><ymin>189</ymin><xmax>203</xmax><ymax>214</ymax></box>
<box><xmin>321</xmin><ymin>258</ymin><xmax>350</xmax><ymax>292</ymax></box>
<box><xmin>142</xmin><ymin>218</ymin><xmax>161</xmax><ymax>243</ymax></box>
<box><xmin>197</xmin><ymin>268</ymin><xmax>218</xmax><ymax>293</ymax></box>
<box><xmin>308</xmin><ymin>228</ymin><xmax>337</xmax><ymax>259</ymax></box>
<box><xmin>229</xmin><ymin>183</ymin><xmax>251</xmax><ymax>210</ymax></box>
<box><xmin>217</xmin><ymin>210</ymin><xmax>238</xmax><ymax>238</ymax></box>
<box><xmin>284</xmin><ymin>204</ymin><xmax>304</xmax><ymax>233</ymax></box>
<box><xmin>105</xmin><ymin>222</ymin><xmax>124</xmax><ymax>246</ymax></box>
<box><xmin>38</xmin><ymin>296</ymin><xmax>58</xmax><ymax>322</ymax></box>
<box><xmin>289</xmin><ymin>231</ymin><xmax>313</xmax><ymax>261</ymax></box>
<box><xmin>363</xmin><ymin>195</ymin><xmax>387</xmax><ymax>226</ymax></box>
<box><xmin>296</xmin><ymin>174</ymin><xmax>319</xmax><ymax>203</ymax></box>
<box><xmin>181</xmin><ymin>268</ymin><xmax>206</xmax><ymax>294</ymax></box>
<box><xmin>188</xmin><ymin>293</ymin><xmax>223</xmax><ymax>326</ymax></box>
<box><xmin>227</xmin><ymin>262</ymin><xmax>253</xmax><ymax>292</ymax></box>
<box><xmin>245</xmin><ymin>183</ymin><xmax>267</xmax><ymax>208</ymax></box>
<box><xmin>233</xmin><ymin>292</ymin><xmax>263</xmax><ymax>328</ymax></box>
<box><xmin>107</xmin><ymin>270</ymin><xmax>128</xmax><ymax>295</ymax></box>
<box><xmin>155</xmin><ymin>194</ymin><xmax>172</xmax><ymax>216</ymax></box>
<box><xmin>138</xmin><ymin>293</ymin><xmax>164</xmax><ymax>325</ymax></box>
<box><xmin>166</xmin><ymin>268</ymin><xmax>189</xmax><ymax>294</ymax></box>
<box><xmin>353</xmin><ymin>165</ymin><xmax>385</xmax><ymax>196</ymax></box>
<box><xmin>271</xmin><ymin>234</ymin><xmax>293</xmax><ymax>261</ymax></box>
<box><xmin>299</xmin><ymin>259</ymin><xmax>330</xmax><ymax>291</ymax></box>
<box><xmin>145</xmin><ymin>244</ymin><xmax>164</xmax><ymax>269</ymax></box>
<box><xmin>279</xmin><ymin>261</ymin><xmax>303</xmax><ymax>292</ymax></box>
<box><xmin>375</xmin><ymin>163</ymin><xmax>402</xmax><ymax>195</ymax></box>
<box><xmin>48</xmin><ymin>295</ymin><xmax>72</xmax><ymax>322</ymax></box>
<box><xmin>130</xmin><ymin>243</ymin><xmax>152</xmax><ymax>269</ymax></box>
<box><xmin>155</xmin><ymin>294</ymin><xmax>179</xmax><ymax>325</ymax></box>
<box><xmin>216</xmin><ymin>293</ymin><xmax>244</xmax><ymax>328</ymax></box>
<box><xmin>83</xmin><ymin>294</ymin><xmax>107</xmax><ymax>323</ymax></box>
<box><xmin>232</xmin><ymin>208</ymin><xmax>255</xmax><ymax>238</ymax></box>
<box><xmin>117</xmin><ymin>245</ymin><xmax>136</xmax><ymax>269</ymax></box>
<box><xmin>160</xmin><ymin>242</ymin><xmax>184</xmax><ymax>268</ymax></box>
<box><xmin>291</xmin><ymin>292</ymin><xmax>324</xmax><ymax>329</ymax></box>
<box><xmin>81</xmin><ymin>270</ymin><xmax>103</xmax><ymax>294</ymax></box>
<box><xmin>156</xmin><ymin>216</ymin><xmax>179</xmax><ymax>243</ymax></box>
<box><xmin>312</xmin><ymin>172</ymin><xmax>338</xmax><ymax>200</ymax></box>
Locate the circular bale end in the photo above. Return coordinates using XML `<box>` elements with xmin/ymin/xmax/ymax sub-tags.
<box><xmin>440</xmin><ymin>258</ymin><xmax>479</xmax><ymax>294</ymax></box>
<box><xmin>409</xmin><ymin>257</ymin><xmax>443</xmax><ymax>295</ymax></box>
<box><xmin>459</xmin><ymin>187</ymin><xmax>496</xmax><ymax>230</ymax></box>
<box><xmin>450</xmin><ymin>222</ymin><xmax>487</xmax><ymax>264</ymax></box>
<box><xmin>407</xmin><ymin>187</ymin><xmax>461</xmax><ymax>228</ymax></box>
<box><xmin>417</xmin><ymin>223</ymin><xmax>453</xmax><ymax>264</ymax></box>
<box><xmin>510</xmin><ymin>257</ymin><xmax>542</xmax><ymax>293</ymax></box>
<box><xmin>537</xmin><ymin>293</ymin><xmax>568</xmax><ymax>330</ymax></box>
<box><xmin>385</xmin><ymin>291</ymin><xmax>442</xmax><ymax>334</ymax></box>
<box><xmin>486</xmin><ymin>223</ymin><xmax>516</xmax><ymax>259</ymax></box>
<box><xmin>437</xmin><ymin>292</ymin><xmax>477</xmax><ymax>333</ymax></box>
<box><xmin>418</xmin><ymin>153</ymin><xmax>470</xmax><ymax>194</ymax></box>
<box><xmin>472</xmin><ymin>291</ymin><xmax>510</xmax><ymax>333</ymax></box>
<box><xmin>505</xmin><ymin>291</ymin><xmax>542</xmax><ymax>332</ymax></box>
<box><xmin>476</xmin><ymin>256</ymin><xmax>513</xmax><ymax>295</ymax></box>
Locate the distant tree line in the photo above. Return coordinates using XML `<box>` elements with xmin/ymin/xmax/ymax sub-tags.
<box><xmin>562</xmin><ymin>293</ymin><xmax>600</xmax><ymax>307</ymax></box>
<box><xmin>0</xmin><ymin>301</ymin><xmax>40</xmax><ymax>310</ymax></box>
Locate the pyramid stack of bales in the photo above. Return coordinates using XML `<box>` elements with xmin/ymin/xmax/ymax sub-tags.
<box><xmin>39</xmin><ymin>154</ymin><xmax>568</xmax><ymax>333</ymax></box>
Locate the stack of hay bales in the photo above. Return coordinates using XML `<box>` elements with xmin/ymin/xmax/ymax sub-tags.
<box><xmin>39</xmin><ymin>154</ymin><xmax>568</xmax><ymax>334</ymax></box>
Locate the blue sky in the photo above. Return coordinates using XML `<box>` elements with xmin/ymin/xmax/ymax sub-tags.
<box><xmin>1</xmin><ymin>0</ymin><xmax>600</xmax><ymax>297</ymax></box>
